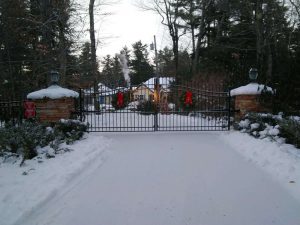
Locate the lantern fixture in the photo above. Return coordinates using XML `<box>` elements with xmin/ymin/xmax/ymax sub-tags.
<box><xmin>50</xmin><ymin>70</ymin><xmax>60</xmax><ymax>85</ymax></box>
<box><xmin>249</xmin><ymin>68</ymin><xmax>258</xmax><ymax>82</ymax></box>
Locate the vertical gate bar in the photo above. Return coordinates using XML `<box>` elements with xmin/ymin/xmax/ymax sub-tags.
<box><xmin>228</xmin><ymin>91</ymin><xmax>231</xmax><ymax>131</ymax></box>
<box><xmin>154</xmin><ymin>77</ymin><xmax>158</xmax><ymax>131</ymax></box>
<box><xmin>79</xmin><ymin>89</ymin><xmax>83</xmax><ymax>122</ymax></box>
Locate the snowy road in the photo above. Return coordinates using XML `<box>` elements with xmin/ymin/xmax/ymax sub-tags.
<box><xmin>19</xmin><ymin>132</ymin><xmax>300</xmax><ymax>225</ymax></box>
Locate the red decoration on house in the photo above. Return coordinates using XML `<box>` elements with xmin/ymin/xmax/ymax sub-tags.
<box><xmin>24</xmin><ymin>101</ymin><xmax>36</xmax><ymax>119</ymax></box>
<box><xmin>117</xmin><ymin>92</ymin><xmax>124</xmax><ymax>108</ymax></box>
<box><xmin>184</xmin><ymin>91</ymin><xmax>193</xmax><ymax>106</ymax></box>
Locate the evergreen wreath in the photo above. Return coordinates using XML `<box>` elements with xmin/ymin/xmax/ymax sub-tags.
<box><xmin>180</xmin><ymin>90</ymin><xmax>195</xmax><ymax>111</ymax></box>
<box><xmin>111</xmin><ymin>91</ymin><xmax>129</xmax><ymax>110</ymax></box>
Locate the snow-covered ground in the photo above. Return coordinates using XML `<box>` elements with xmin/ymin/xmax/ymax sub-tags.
<box><xmin>220</xmin><ymin>131</ymin><xmax>300</xmax><ymax>202</ymax></box>
<box><xmin>1</xmin><ymin>131</ymin><xmax>300</xmax><ymax>225</ymax></box>
<box><xmin>0</xmin><ymin>134</ymin><xmax>111</xmax><ymax>225</ymax></box>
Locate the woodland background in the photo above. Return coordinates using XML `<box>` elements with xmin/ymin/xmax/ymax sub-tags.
<box><xmin>0</xmin><ymin>0</ymin><xmax>299</xmax><ymax>112</ymax></box>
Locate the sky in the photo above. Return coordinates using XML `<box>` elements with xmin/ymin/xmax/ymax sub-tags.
<box><xmin>88</xmin><ymin>0</ymin><xmax>170</xmax><ymax>59</ymax></box>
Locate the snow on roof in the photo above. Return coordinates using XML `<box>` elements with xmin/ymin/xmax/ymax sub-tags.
<box><xmin>98</xmin><ymin>83</ymin><xmax>112</xmax><ymax>92</ymax></box>
<box><xmin>27</xmin><ymin>85</ymin><xmax>79</xmax><ymax>100</ymax></box>
<box><xmin>98</xmin><ymin>86</ymin><xmax>129</xmax><ymax>96</ymax></box>
<box><xmin>230</xmin><ymin>83</ymin><xmax>273</xmax><ymax>96</ymax></box>
<box><xmin>143</xmin><ymin>77</ymin><xmax>175</xmax><ymax>91</ymax></box>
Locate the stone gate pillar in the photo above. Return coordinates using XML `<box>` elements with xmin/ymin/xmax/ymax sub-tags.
<box><xmin>27</xmin><ymin>85</ymin><xmax>79</xmax><ymax>123</ymax></box>
<box><xmin>230</xmin><ymin>83</ymin><xmax>273</xmax><ymax>120</ymax></box>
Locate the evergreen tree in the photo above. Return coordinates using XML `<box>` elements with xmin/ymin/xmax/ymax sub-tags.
<box><xmin>101</xmin><ymin>55</ymin><xmax>114</xmax><ymax>87</ymax></box>
<box><xmin>157</xmin><ymin>47</ymin><xmax>176</xmax><ymax>77</ymax></box>
<box><xmin>0</xmin><ymin>0</ymin><xmax>77</xmax><ymax>98</ymax></box>
<box><xmin>78</xmin><ymin>42</ymin><xmax>94</xmax><ymax>83</ymax></box>
<box><xmin>130</xmin><ymin>41</ymin><xmax>154</xmax><ymax>85</ymax></box>
<box><xmin>112</xmin><ymin>55</ymin><xmax>126</xmax><ymax>87</ymax></box>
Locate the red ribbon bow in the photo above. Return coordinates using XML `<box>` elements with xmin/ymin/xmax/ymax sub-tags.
<box><xmin>117</xmin><ymin>92</ymin><xmax>124</xmax><ymax>108</ymax></box>
<box><xmin>184</xmin><ymin>91</ymin><xmax>193</xmax><ymax>106</ymax></box>
<box><xmin>24</xmin><ymin>101</ymin><xmax>36</xmax><ymax>119</ymax></box>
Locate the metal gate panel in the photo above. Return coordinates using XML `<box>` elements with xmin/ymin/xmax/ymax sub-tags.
<box><xmin>76</xmin><ymin>78</ymin><xmax>230</xmax><ymax>132</ymax></box>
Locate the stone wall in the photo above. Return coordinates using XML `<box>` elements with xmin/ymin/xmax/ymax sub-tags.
<box><xmin>33</xmin><ymin>98</ymin><xmax>76</xmax><ymax>122</ymax></box>
<box><xmin>234</xmin><ymin>95</ymin><xmax>266</xmax><ymax>120</ymax></box>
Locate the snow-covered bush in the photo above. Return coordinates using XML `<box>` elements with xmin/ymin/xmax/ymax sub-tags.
<box><xmin>279</xmin><ymin>118</ymin><xmax>300</xmax><ymax>148</ymax></box>
<box><xmin>54</xmin><ymin>119</ymin><xmax>88</xmax><ymax>145</ymax></box>
<box><xmin>0</xmin><ymin>120</ymin><xmax>52</xmax><ymax>162</ymax></box>
<box><xmin>235</xmin><ymin>113</ymin><xmax>300</xmax><ymax>148</ymax></box>
<box><xmin>0</xmin><ymin>119</ymin><xmax>88</xmax><ymax>163</ymax></box>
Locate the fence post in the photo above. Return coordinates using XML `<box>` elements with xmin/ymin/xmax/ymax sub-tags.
<box><xmin>79</xmin><ymin>89</ymin><xmax>83</xmax><ymax>122</ymax></box>
<box><xmin>154</xmin><ymin>77</ymin><xmax>159</xmax><ymax>131</ymax></box>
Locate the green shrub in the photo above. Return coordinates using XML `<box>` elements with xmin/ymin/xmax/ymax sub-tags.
<box><xmin>54</xmin><ymin>119</ymin><xmax>88</xmax><ymax>145</ymax></box>
<box><xmin>0</xmin><ymin>119</ymin><xmax>88</xmax><ymax>163</ymax></box>
<box><xmin>278</xmin><ymin>119</ymin><xmax>300</xmax><ymax>148</ymax></box>
<box><xmin>137</xmin><ymin>101</ymin><xmax>157</xmax><ymax>114</ymax></box>
<box><xmin>236</xmin><ymin>113</ymin><xmax>300</xmax><ymax>149</ymax></box>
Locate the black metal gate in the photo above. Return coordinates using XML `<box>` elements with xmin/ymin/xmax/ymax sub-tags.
<box><xmin>77</xmin><ymin>78</ymin><xmax>230</xmax><ymax>132</ymax></box>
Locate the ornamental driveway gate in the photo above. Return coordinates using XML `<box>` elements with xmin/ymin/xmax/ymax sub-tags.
<box><xmin>77</xmin><ymin>78</ymin><xmax>230</xmax><ymax>132</ymax></box>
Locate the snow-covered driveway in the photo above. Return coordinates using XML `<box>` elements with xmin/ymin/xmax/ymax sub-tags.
<box><xmin>19</xmin><ymin>132</ymin><xmax>300</xmax><ymax>225</ymax></box>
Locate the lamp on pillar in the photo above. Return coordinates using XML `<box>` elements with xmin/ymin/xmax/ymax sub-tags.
<box><xmin>50</xmin><ymin>70</ymin><xmax>60</xmax><ymax>85</ymax></box>
<box><xmin>249</xmin><ymin>68</ymin><xmax>258</xmax><ymax>82</ymax></box>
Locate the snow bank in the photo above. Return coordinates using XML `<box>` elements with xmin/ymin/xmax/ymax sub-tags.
<box><xmin>220</xmin><ymin>131</ymin><xmax>300</xmax><ymax>202</ymax></box>
<box><xmin>230</xmin><ymin>83</ymin><xmax>273</xmax><ymax>96</ymax></box>
<box><xmin>0</xmin><ymin>133</ymin><xmax>111</xmax><ymax>225</ymax></box>
<box><xmin>27</xmin><ymin>85</ymin><xmax>79</xmax><ymax>100</ymax></box>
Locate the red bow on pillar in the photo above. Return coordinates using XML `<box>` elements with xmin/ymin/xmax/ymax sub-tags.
<box><xmin>117</xmin><ymin>92</ymin><xmax>124</xmax><ymax>108</ymax></box>
<box><xmin>184</xmin><ymin>91</ymin><xmax>193</xmax><ymax>106</ymax></box>
<box><xmin>24</xmin><ymin>101</ymin><xmax>36</xmax><ymax>119</ymax></box>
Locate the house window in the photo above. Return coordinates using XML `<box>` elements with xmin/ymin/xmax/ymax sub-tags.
<box><xmin>135</xmin><ymin>95</ymin><xmax>144</xmax><ymax>101</ymax></box>
<box><xmin>138</xmin><ymin>95</ymin><xmax>144</xmax><ymax>101</ymax></box>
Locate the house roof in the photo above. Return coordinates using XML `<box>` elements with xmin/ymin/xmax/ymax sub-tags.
<box><xmin>98</xmin><ymin>83</ymin><xmax>112</xmax><ymax>92</ymax></box>
<box><xmin>98</xmin><ymin>84</ymin><xmax>129</xmax><ymax>96</ymax></box>
<box><xmin>143</xmin><ymin>77</ymin><xmax>175</xmax><ymax>92</ymax></box>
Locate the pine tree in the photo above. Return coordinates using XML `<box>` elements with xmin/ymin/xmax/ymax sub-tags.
<box><xmin>101</xmin><ymin>55</ymin><xmax>114</xmax><ymax>87</ymax></box>
<box><xmin>112</xmin><ymin>55</ymin><xmax>125</xmax><ymax>87</ymax></box>
<box><xmin>130</xmin><ymin>41</ymin><xmax>154</xmax><ymax>85</ymax></box>
<box><xmin>78</xmin><ymin>42</ymin><xmax>94</xmax><ymax>83</ymax></box>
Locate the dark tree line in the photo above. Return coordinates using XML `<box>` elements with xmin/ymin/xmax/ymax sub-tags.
<box><xmin>0</xmin><ymin>0</ymin><xmax>81</xmax><ymax>99</ymax></box>
<box><xmin>0</xmin><ymin>0</ymin><xmax>299</xmax><ymax>112</ymax></box>
<box><xmin>141</xmin><ymin>0</ymin><xmax>300</xmax><ymax>112</ymax></box>
<box><xmin>100</xmin><ymin>41</ymin><xmax>154</xmax><ymax>87</ymax></box>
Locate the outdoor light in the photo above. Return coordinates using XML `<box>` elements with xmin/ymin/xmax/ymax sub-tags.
<box><xmin>50</xmin><ymin>70</ymin><xmax>60</xmax><ymax>85</ymax></box>
<box><xmin>249</xmin><ymin>68</ymin><xmax>258</xmax><ymax>82</ymax></box>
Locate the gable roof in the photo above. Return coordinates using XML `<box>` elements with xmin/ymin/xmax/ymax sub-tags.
<box><xmin>133</xmin><ymin>83</ymin><xmax>154</xmax><ymax>93</ymax></box>
<box><xmin>143</xmin><ymin>77</ymin><xmax>175</xmax><ymax>91</ymax></box>
<box><xmin>98</xmin><ymin>83</ymin><xmax>112</xmax><ymax>92</ymax></box>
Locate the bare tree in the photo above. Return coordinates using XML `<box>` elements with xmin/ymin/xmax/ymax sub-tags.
<box><xmin>192</xmin><ymin>0</ymin><xmax>212</xmax><ymax>75</ymax></box>
<box><xmin>89</xmin><ymin>0</ymin><xmax>101</xmax><ymax>110</ymax></box>
<box><xmin>288</xmin><ymin>0</ymin><xmax>300</xmax><ymax>19</ymax></box>
<box><xmin>139</xmin><ymin>0</ymin><xmax>186</xmax><ymax>77</ymax></box>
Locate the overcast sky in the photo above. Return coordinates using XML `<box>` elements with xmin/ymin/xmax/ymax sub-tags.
<box><xmin>87</xmin><ymin>0</ymin><xmax>170</xmax><ymax>59</ymax></box>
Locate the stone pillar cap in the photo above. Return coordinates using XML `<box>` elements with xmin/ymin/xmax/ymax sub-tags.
<box><xmin>230</xmin><ymin>83</ymin><xmax>273</xmax><ymax>97</ymax></box>
<box><xmin>27</xmin><ymin>85</ymin><xmax>79</xmax><ymax>100</ymax></box>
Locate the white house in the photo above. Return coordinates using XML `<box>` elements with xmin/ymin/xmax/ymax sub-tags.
<box><xmin>132</xmin><ymin>77</ymin><xmax>175</xmax><ymax>102</ymax></box>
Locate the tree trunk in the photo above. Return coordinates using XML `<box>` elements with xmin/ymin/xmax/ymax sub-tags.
<box><xmin>192</xmin><ymin>15</ymin><xmax>206</xmax><ymax>75</ymax></box>
<box><xmin>255</xmin><ymin>0</ymin><xmax>264</xmax><ymax>77</ymax></box>
<box><xmin>89</xmin><ymin>0</ymin><xmax>99</xmax><ymax>110</ymax></box>
<box><xmin>266</xmin><ymin>43</ymin><xmax>272</xmax><ymax>85</ymax></box>
<box><xmin>58</xmin><ymin>24</ymin><xmax>67</xmax><ymax>86</ymax></box>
